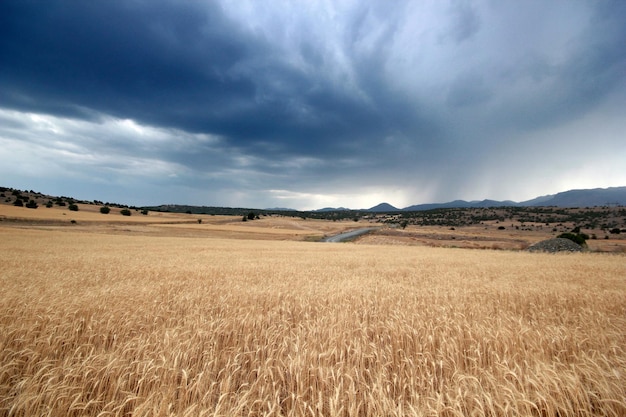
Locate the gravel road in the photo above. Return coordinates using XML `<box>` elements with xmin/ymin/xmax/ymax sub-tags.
<box><xmin>322</xmin><ymin>228</ymin><xmax>376</xmax><ymax>243</ymax></box>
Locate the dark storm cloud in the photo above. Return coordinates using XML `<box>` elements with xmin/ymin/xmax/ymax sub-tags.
<box><xmin>0</xmin><ymin>0</ymin><xmax>421</xmax><ymax>162</ymax></box>
<box><xmin>1</xmin><ymin>0</ymin><xmax>625</xmax><ymax>209</ymax></box>
<box><xmin>0</xmin><ymin>2</ymin><xmax>254</xmax><ymax>120</ymax></box>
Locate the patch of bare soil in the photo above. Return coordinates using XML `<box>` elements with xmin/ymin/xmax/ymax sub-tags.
<box><xmin>355</xmin><ymin>226</ymin><xmax>534</xmax><ymax>250</ymax></box>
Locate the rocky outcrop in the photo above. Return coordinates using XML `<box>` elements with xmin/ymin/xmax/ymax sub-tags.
<box><xmin>527</xmin><ymin>238</ymin><xmax>584</xmax><ymax>253</ymax></box>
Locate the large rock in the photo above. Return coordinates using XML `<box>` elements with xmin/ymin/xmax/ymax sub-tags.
<box><xmin>527</xmin><ymin>238</ymin><xmax>584</xmax><ymax>253</ymax></box>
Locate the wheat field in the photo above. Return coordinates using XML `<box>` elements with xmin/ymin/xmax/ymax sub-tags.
<box><xmin>0</xmin><ymin>227</ymin><xmax>624</xmax><ymax>416</ymax></box>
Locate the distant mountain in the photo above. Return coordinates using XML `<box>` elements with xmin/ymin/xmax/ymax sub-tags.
<box><xmin>518</xmin><ymin>193</ymin><xmax>555</xmax><ymax>206</ymax></box>
<box><xmin>314</xmin><ymin>207</ymin><xmax>351</xmax><ymax>212</ymax></box>
<box><xmin>522</xmin><ymin>187</ymin><xmax>626</xmax><ymax>207</ymax></box>
<box><xmin>366</xmin><ymin>186</ymin><xmax>626</xmax><ymax>212</ymax></box>
<box><xmin>368</xmin><ymin>202</ymin><xmax>400</xmax><ymax>212</ymax></box>
<box><xmin>402</xmin><ymin>199</ymin><xmax>518</xmax><ymax>211</ymax></box>
<box><xmin>264</xmin><ymin>207</ymin><xmax>297</xmax><ymax>211</ymax></box>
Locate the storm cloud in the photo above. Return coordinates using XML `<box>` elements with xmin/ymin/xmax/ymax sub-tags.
<box><xmin>1</xmin><ymin>0</ymin><xmax>625</xmax><ymax>209</ymax></box>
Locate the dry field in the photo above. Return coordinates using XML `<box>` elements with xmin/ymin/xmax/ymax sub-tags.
<box><xmin>1</xmin><ymin>223</ymin><xmax>624</xmax><ymax>417</ymax></box>
<box><xmin>0</xmin><ymin>204</ymin><xmax>356</xmax><ymax>241</ymax></box>
<box><xmin>361</xmin><ymin>224</ymin><xmax>626</xmax><ymax>253</ymax></box>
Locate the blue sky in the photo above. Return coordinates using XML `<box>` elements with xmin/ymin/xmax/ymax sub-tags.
<box><xmin>1</xmin><ymin>0</ymin><xmax>625</xmax><ymax>210</ymax></box>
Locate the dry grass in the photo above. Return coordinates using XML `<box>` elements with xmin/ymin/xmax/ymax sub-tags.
<box><xmin>0</xmin><ymin>204</ymin><xmax>357</xmax><ymax>241</ymax></box>
<box><xmin>0</xmin><ymin>203</ymin><xmax>185</xmax><ymax>223</ymax></box>
<box><xmin>0</xmin><ymin>227</ymin><xmax>624</xmax><ymax>416</ymax></box>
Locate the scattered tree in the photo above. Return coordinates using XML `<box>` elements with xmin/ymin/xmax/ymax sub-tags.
<box><xmin>120</xmin><ymin>208</ymin><xmax>132</xmax><ymax>216</ymax></box>
<box><xmin>68</xmin><ymin>204</ymin><xmax>79</xmax><ymax>211</ymax></box>
<box><xmin>100</xmin><ymin>206</ymin><xmax>111</xmax><ymax>214</ymax></box>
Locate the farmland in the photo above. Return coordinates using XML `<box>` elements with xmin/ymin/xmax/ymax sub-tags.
<box><xmin>0</xmin><ymin>204</ymin><xmax>625</xmax><ymax>416</ymax></box>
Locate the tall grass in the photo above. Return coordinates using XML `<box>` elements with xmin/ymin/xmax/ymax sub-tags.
<box><xmin>1</xmin><ymin>229</ymin><xmax>624</xmax><ymax>416</ymax></box>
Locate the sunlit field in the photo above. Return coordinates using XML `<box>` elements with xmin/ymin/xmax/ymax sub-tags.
<box><xmin>1</xmin><ymin>227</ymin><xmax>624</xmax><ymax>416</ymax></box>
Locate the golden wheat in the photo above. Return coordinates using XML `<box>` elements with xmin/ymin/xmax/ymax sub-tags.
<box><xmin>0</xmin><ymin>228</ymin><xmax>624</xmax><ymax>416</ymax></box>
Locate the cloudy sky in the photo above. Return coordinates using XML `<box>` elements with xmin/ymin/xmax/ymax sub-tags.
<box><xmin>1</xmin><ymin>1</ymin><xmax>625</xmax><ymax>210</ymax></box>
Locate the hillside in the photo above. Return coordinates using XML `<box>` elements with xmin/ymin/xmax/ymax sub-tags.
<box><xmin>2</xmin><ymin>185</ymin><xmax>625</xmax><ymax>252</ymax></box>
<box><xmin>2</xmin><ymin>185</ymin><xmax>625</xmax><ymax>217</ymax></box>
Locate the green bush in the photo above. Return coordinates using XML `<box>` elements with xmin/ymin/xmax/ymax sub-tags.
<box><xmin>25</xmin><ymin>200</ymin><xmax>38</xmax><ymax>209</ymax></box>
<box><xmin>13</xmin><ymin>199</ymin><xmax>24</xmax><ymax>207</ymax></box>
<box><xmin>100</xmin><ymin>206</ymin><xmax>111</xmax><ymax>214</ymax></box>
<box><xmin>557</xmin><ymin>232</ymin><xmax>586</xmax><ymax>246</ymax></box>
<box><xmin>120</xmin><ymin>209</ymin><xmax>132</xmax><ymax>216</ymax></box>
<box><xmin>68</xmin><ymin>204</ymin><xmax>79</xmax><ymax>211</ymax></box>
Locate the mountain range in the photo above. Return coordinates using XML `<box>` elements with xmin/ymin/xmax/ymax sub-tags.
<box><xmin>355</xmin><ymin>187</ymin><xmax>626</xmax><ymax>212</ymax></box>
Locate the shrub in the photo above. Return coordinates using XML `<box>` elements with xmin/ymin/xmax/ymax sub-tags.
<box><xmin>100</xmin><ymin>206</ymin><xmax>111</xmax><ymax>214</ymax></box>
<box><xmin>13</xmin><ymin>199</ymin><xmax>24</xmax><ymax>207</ymax></box>
<box><xmin>557</xmin><ymin>232</ymin><xmax>587</xmax><ymax>246</ymax></box>
<box><xmin>46</xmin><ymin>201</ymin><xmax>53</xmax><ymax>208</ymax></box>
<box><xmin>120</xmin><ymin>209</ymin><xmax>132</xmax><ymax>216</ymax></box>
<box><xmin>609</xmin><ymin>228</ymin><xmax>621</xmax><ymax>234</ymax></box>
<box><xmin>25</xmin><ymin>200</ymin><xmax>38</xmax><ymax>209</ymax></box>
<box><xmin>141</xmin><ymin>209</ymin><xmax>148</xmax><ymax>215</ymax></box>
<box><xmin>68</xmin><ymin>204</ymin><xmax>79</xmax><ymax>211</ymax></box>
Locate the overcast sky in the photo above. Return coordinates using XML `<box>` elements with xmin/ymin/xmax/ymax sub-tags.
<box><xmin>1</xmin><ymin>1</ymin><xmax>625</xmax><ymax>210</ymax></box>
